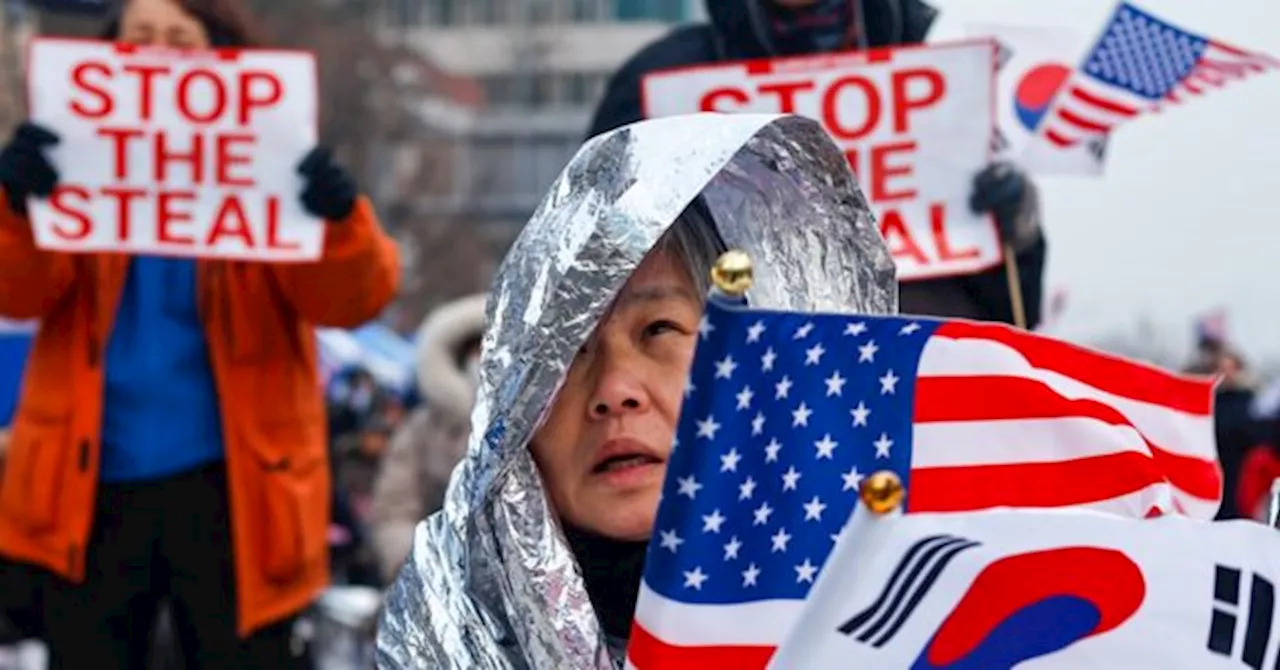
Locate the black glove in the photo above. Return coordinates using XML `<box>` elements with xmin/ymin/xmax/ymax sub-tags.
<box><xmin>297</xmin><ymin>146</ymin><xmax>358</xmax><ymax>222</ymax></box>
<box><xmin>968</xmin><ymin>161</ymin><xmax>1027</xmax><ymax>242</ymax></box>
<box><xmin>0</xmin><ymin>122</ymin><xmax>60</xmax><ymax>216</ymax></box>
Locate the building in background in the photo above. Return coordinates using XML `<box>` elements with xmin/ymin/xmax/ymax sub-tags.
<box><xmin>0</xmin><ymin>2</ymin><xmax>37</xmax><ymax>134</ymax></box>
<box><xmin>375</xmin><ymin>0</ymin><xmax>699</xmax><ymax>230</ymax></box>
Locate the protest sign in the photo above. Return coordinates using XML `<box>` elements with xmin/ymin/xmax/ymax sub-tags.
<box><xmin>770</xmin><ymin>505</ymin><xmax>1280</xmax><ymax>669</ymax></box>
<box><xmin>25</xmin><ymin>37</ymin><xmax>322</xmax><ymax>262</ymax></box>
<box><xmin>643</xmin><ymin>41</ymin><xmax>1000</xmax><ymax>281</ymax></box>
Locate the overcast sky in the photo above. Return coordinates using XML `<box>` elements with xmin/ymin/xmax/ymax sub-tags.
<box><xmin>926</xmin><ymin>0</ymin><xmax>1280</xmax><ymax>362</ymax></box>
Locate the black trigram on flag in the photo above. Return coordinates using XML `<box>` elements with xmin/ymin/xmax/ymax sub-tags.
<box><xmin>991</xmin><ymin>129</ymin><xmax>1011</xmax><ymax>155</ymax></box>
<box><xmin>837</xmin><ymin>535</ymin><xmax>980</xmax><ymax>647</ymax></box>
<box><xmin>1208</xmin><ymin>564</ymin><xmax>1279</xmax><ymax>669</ymax></box>
<box><xmin>1084</xmin><ymin>135</ymin><xmax>1110</xmax><ymax>162</ymax></box>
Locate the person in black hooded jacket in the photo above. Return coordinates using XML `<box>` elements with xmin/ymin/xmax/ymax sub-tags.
<box><xmin>587</xmin><ymin>0</ymin><xmax>1047</xmax><ymax>329</ymax></box>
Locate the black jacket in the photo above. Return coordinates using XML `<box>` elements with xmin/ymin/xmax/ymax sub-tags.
<box><xmin>587</xmin><ymin>1</ymin><xmax>939</xmax><ymax>137</ymax></box>
<box><xmin>586</xmin><ymin>0</ymin><xmax>1044</xmax><ymax>329</ymax></box>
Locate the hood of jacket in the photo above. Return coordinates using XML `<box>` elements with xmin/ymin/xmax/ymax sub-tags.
<box><xmin>706</xmin><ymin>0</ymin><xmax>939</xmax><ymax>58</ymax></box>
<box><xmin>415</xmin><ymin>293</ymin><xmax>487</xmax><ymax>423</ymax></box>
<box><xmin>376</xmin><ymin>113</ymin><xmax>896</xmax><ymax>669</ymax></box>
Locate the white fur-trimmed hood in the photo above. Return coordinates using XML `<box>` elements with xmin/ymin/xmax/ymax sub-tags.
<box><xmin>414</xmin><ymin>294</ymin><xmax>487</xmax><ymax>422</ymax></box>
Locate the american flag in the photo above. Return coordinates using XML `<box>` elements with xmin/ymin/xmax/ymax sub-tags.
<box><xmin>626</xmin><ymin>298</ymin><xmax>1219</xmax><ymax>669</ymax></box>
<box><xmin>1038</xmin><ymin>1</ymin><xmax>1278</xmax><ymax>148</ymax></box>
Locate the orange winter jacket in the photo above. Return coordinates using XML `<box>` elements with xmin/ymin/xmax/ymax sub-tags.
<box><xmin>0</xmin><ymin>191</ymin><xmax>399</xmax><ymax>636</ymax></box>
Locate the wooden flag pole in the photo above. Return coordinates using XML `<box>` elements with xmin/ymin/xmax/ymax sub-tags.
<box><xmin>1004</xmin><ymin>242</ymin><xmax>1027</xmax><ymax>330</ymax></box>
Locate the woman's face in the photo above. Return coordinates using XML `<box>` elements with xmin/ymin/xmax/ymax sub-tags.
<box><xmin>530</xmin><ymin>248</ymin><xmax>702</xmax><ymax>541</ymax></box>
<box><xmin>119</xmin><ymin>0</ymin><xmax>210</xmax><ymax>49</ymax></box>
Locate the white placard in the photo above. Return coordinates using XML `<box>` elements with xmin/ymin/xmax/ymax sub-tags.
<box><xmin>644</xmin><ymin>41</ymin><xmax>1001</xmax><ymax>281</ymax></box>
<box><xmin>26</xmin><ymin>37</ymin><xmax>322</xmax><ymax>262</ymax></box>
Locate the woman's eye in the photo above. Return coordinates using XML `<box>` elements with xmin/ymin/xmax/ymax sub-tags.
<box><xmin>644</xmin><ymin>320</ymin><xmax>681</xmax><ymax>338</ymax></box>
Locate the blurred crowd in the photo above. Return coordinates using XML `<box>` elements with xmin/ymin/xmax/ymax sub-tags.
<box><xmin>323</xmin><ymin>294</ymin><xmax>484</xmax><ymax>590</ymax></box>
<box><xmin>1185</xmin><ymin>330</ymin><xmax>1280</xmax><ymax>523</ymax></box>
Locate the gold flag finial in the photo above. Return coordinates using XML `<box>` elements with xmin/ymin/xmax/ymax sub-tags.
<box><xmin>711</xmin><ymin>250</ymin><xmax>753</xmax><ymax>296</ymax></box>
<box><xmin>860</xmin><ymin>470</ymin><xmax>905</xmax><ymax>515</ymax></box>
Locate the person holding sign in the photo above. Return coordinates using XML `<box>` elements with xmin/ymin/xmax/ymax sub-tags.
<box><xmin>0</xmin><ymin>0</ymin><xmax>399</xmax><ymax>668</ymax></box>
<box><xmin>587</xmin><ymin>0</ymin><xmax>1048</xmax><ymax>330</ymax></box>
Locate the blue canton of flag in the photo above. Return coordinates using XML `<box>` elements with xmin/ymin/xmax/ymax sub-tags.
<box><xmin>646</xmin><ymin>301</ymin><xmax>922</xmax><ymax>604</ymax></box>
<box><xmin>1082</xmin><ymin>2</ymin><xmax>1207</xmax><ymax>100</ymax></box>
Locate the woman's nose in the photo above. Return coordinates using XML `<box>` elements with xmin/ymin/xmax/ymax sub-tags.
<box><xmin>588</xmin><ymin>358</ymin><xmax>649</xmax><ymax>418</ymax></box>
<box><xmin>592</xmin><ymin>396</ymin><xmax>641</xmax><ymax>417</ymax></box>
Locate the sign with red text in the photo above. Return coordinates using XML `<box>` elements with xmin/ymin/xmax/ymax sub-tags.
<box><xmin>643</xmin><ymin>41</ymin><xmax>999</xmax><ymax>281</ymax></box>
<box><xmin>25</xmin><ymin>38</ymin><xmax>322</xmax><ymax>262</ymax></box>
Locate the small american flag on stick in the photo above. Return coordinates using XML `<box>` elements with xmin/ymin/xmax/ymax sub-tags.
<box><xmin>1038</xmin><ymin>1</ymin><xmax>1278</xmax><ymax>148</ymax></box>
<box><xmin>626</xmin><ymin>297</ymin><xmax>1220</xmax><ymax>669</ymax></box>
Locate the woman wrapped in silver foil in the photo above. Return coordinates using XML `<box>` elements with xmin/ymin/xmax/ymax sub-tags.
<box><xmin>377</xmin><ymin>113</ymin><xmax>897</xmax><ymax>668</ymax></box>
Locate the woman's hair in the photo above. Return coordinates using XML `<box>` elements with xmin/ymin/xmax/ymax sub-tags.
<box><xmin>653</xmin><ymin>197</ymin><xmax>727</xmax><ymax>298</ymax></box>
<box><xmin>101</xmin><ymin>0</ymin><xmax>263</xmax><ymax>47</ymax></box>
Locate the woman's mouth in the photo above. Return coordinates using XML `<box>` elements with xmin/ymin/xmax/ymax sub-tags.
<box><xmin>590</xmin><ymin>439</ymin><xmax>666</xmax><ymax>488</ymax></box>
<box><xmin>592</xmin><ymin>453</ymin><xmax>663</xmax><ymax>474</ymax></box>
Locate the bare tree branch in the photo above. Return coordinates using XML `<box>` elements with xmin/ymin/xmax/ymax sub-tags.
<box><xmin>251</xmin><ymin>0</ymin><xmax>499</xmax><ymax>328</ymax></box>
<box><xmin>0</xmin><ymin>5</ymin><xmax>34</xmax><ymax>136</ymax></box>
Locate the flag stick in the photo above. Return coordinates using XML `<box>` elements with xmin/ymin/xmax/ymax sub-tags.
<box><xmin>1267</xmin><ymin>477</ymin><xmax>1280</xmax><ymax>528</ymax></box>
<box><xmin>1004</xmin><ymin>242</ymin><xmax>1027</xmax><ymax>329</ymax></box>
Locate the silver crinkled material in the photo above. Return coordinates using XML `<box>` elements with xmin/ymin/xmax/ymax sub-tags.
<box><xmin>376</xmin><ymin>113</ymin><xmax>897</xmax><ymax>669</ymax></box>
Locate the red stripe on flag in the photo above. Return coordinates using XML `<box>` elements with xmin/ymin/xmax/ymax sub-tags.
<box><xmin>1068</xmin><ymin>85</ymin><xmax>1140</xmax><ymax>117</ymax></box>
<box><xmin>1189</xmin><ymin>69</ymin><xmax>1226</xmax><ymax>90</ymax></box>
<box><xmin>628</xmin><ymin>623</ymin><xmax>774</xmax><ymax>670</ymax></box>
<box><xmin>1056</xmin><ymin>107</ymin><xmax>1111</xmax><ymax>134</ymax></box>
<box><xmin>907</xmin><ymin>451</ymin><xmax>1207</xmax><ymax>512</ymax></box>
<box><xmin>916</xmin><ymin>375</ymin><xmax>1164</xmax><ymax>424</ymax></box>
<box><xmin>914</xmin><ymin>376</ymin><xmax>1222</xmax><ymax>501</ymax></box>
<box><xmin>1150</xmin><ymin>442</ymin><xmax>1223</xmax><ymax>500</ymax></box>
<box><xmin>1044</xmin><ymin>128</ymin><xmax>1075</xmax><ymax>147</ymax></box>
<box><xmin>932</xmin><ymin>321</ymin><xmax>1214</xmax><ymax>415</ymax></box>
<box><xmin>1209</xmin><ymin>39</ymin><xmax>1250</xmax><ymax>58</ymax></box>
